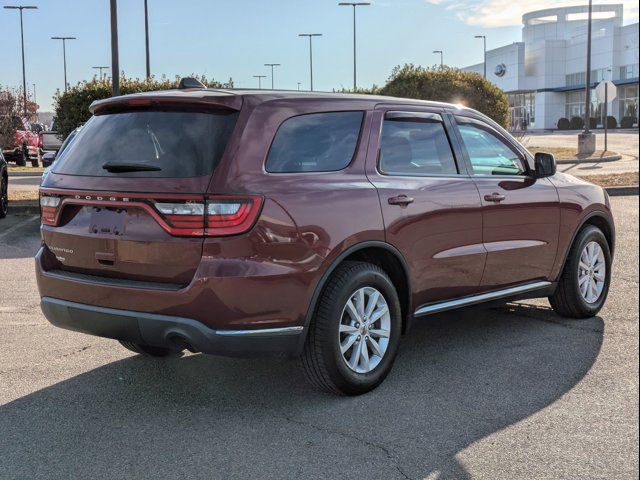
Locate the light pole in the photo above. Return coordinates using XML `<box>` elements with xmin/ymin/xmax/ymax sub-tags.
<box><xmin>253</xmin><ymin>75</ymin><xmax>266</xmax><ymax>89</ymax></box>
<box><xmin>110</xmin><ymin>0</ymin><xmax>120</xmax><ymax>96</ymax></box>
<box><xmin>264</xmin><ymin>63</ymin><xmax>281</xmax><ymax>90</ymax></box>
<box><xmin>32</xmin><ymin>83</ymin><xmax>36</xmax><ymax>105</ymax></box>
<box><xmin>297</xmin><ymin>82</ymin><xmax>302</xmax><ymax>91</ymax></box>
<box><xmin>51</xmin><ymin>36</ymin><xmax>77</xmax><ymax>92</ymax></box>
<box><xmin>299</xmin><ymin>33</ymin><xmax>322</xmax><ymax>91</ymax></box>
<box><xmin>3</xmin><ymin>5</ymin><xmax>38</xmax><ymax>116</ymax></box>
<box><xmin>433</xmin><ymin>50</ymin><xmax>443</xmax><ymax>68</ymax></box>
<box><xmin>578</xmin><ymin>0</ymin><xmax>595</xmax><ymax>154</ymax></box>
<box><xmin>144</xmin><ymin>0</ymin><xmax>150</xmax><ymax>79</ymax></box>
<box><xmin>93</xmin><ymin>66</ymin><xmax>109</xmax><ymax>80</ymax></box>
<box><xmin>338</xmin><ymin>2</ymin><xmax>370</xmax><ymax>90</ymax></box>
<box><xmin>474</xmin><ymin>35</ymin><xmax>486</xmax><ymax>78</ymax></box>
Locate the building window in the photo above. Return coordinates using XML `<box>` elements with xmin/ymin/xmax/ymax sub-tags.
<box><xmin>508</xmin><ymin>91</ymin><xmax>536</xmax><ymax>129</ymax></box>
<box><xmin>565</xmin><ymin>68</ymin><xmax>610</xmax><ymax>87</ymax></box>
<box><xmin>619</xmin><ymin>84</ymin><xmax>639</xmax><ymax>122</ymax></box>
<box><xmin>565</xmin><ymin>90</ymin><xmax>598</xmax><ymax>119</ymax></box>
<box><xmin>619</xmin><ymin>64</ymin><xmax>640</xmax><ymax>81</ymax></box>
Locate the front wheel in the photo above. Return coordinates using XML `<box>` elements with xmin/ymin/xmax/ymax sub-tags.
<box><xmin>549</xmin><ymin>225</ymin><xmax>612</xmax><ymax>318</ymax></box>
<box><xmin>301</xmin><ymin>261</ymin><xmax>402</xmax><ymax>395</ymax></box>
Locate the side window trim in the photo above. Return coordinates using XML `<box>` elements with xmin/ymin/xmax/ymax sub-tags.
<box><xmin>453</xmin><ymin>115</ymin><xmax>530</xmax><ymax>177</ymax></box>
<box><xmin>376</xmin><ymin>109</ymin><xmax>465</xmax><ymax>178</ymax></box>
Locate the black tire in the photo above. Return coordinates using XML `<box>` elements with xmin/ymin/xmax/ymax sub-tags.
<box><xmin>118</xmin><ymin>340</ymin><xmax>183</xmax><ymax>357</ymax></box>
<box><xmin>30</xmin><ymin>157</ymin><xmax>39</xmax><ymax>168</ymax></box>
<box><xmin>16</xmin><ymin>148</ymin><xmax>27</xmax><ymax>167</ymax></box>
<box><xmin>301</xmin><ymin>261</ymin><xmax>402</xmax><ymax>395</ymax></box>
<box><xmin>549</xmin><ymin>225</ymin><xmax>612</xmax><ymax>318</ymax></box>
<box><xmin>0</xmin><ymin>175</ymin><xmax>7</xmax><ymax>219</ymax></box>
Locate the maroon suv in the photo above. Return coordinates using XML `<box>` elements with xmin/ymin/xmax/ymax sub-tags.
<box><xmin>36</xmin><ymin>82</ymin><xmax>615</xmax><ymax>395</ymax></box>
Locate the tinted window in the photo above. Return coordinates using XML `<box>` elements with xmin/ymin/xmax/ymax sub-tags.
<box><xmin>379</xmin><ymin>116</ymin><xmax>457</xmax><ymax>176</ymax></box>
<box><xmin>456</xmin><ymin>119</ymin><xmax>525</xmax><ymax>175</ymax></box>
<box><xmin>266</xmin><ymin>112</ymin><xmax>363</xmax><ymax>173</ymax></box>
<box><xmin>52</xmin><ymin>109</ymin><xmax>238</xmax><ymax>178</ymax></box>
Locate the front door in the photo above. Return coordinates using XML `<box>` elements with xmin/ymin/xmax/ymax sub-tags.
<box><xmin>452</xmin><ymin>115</ymin><xmax>560</xmax><ymax>288</ymax></box>
<box><xmin>365</xmin><ymin>108</ymin><xmax>486</xmax><ymax>308</ymax></box>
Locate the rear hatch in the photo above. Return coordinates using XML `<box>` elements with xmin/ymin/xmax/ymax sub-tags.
<box><xmin>39</xmin><ymin>93</ymin><xmax>257</xmax><ymax>287</ymax></box>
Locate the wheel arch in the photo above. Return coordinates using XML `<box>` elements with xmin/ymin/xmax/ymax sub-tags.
<box><xmin>296</xmin><ymin>241</ymin><xmax>412</xmax><ymax>354</ymax></box>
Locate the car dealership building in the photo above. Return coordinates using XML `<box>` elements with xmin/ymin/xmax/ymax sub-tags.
<box><xmin>462</xmin><ymin>4</ymin><xmax>639</xmax><ymax>130</ymax></box>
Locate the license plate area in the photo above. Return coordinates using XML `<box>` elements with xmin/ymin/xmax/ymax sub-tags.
<box><xmin>89</xmin><ymin>207</ymin><xmax>127</xmax><ymax>236</ymax></box>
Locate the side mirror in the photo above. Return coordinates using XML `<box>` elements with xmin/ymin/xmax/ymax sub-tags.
<box><xmin>534</xmin><ymin>152</ymin><xmax>556</xmax><ymax>178</ymax></box>
<box><xmin>42</xmin><ymin>151</ymin><xmax>57</xmax><ymax>168</ymax></box>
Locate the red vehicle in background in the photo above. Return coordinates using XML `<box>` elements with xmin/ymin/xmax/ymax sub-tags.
<box><xmin>1</xmin><ymin>116</ymin><xmax>41</xmax><ymax>167</ymax></box>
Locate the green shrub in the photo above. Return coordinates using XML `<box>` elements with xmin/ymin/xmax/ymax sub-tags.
<box><xmin>589</xmin><ymin>117</ymin><xmax>598</xmax><ymax>129</ymax></box>
<box><xmin>53</xmin><ymin>75</ymin><xmax>233</xmax><ymax>139</ymax></box>
<box><xmin>605</xmin><ymin>116</ymin><xmax>617</xmax><ymax>128</ymax></box>
<box><xmin>570</xmin><ymin>116</ymin><xmax>584</xmax><ymax>129</ymax></box>
<box><xmin>620</xmin><ymin>116</ymin><xmax>636</xmax><ymax>128</ymax></box>
<box><xmin>557</xmin><ymin>117</ymin><xmax>570</xmax><ymax>130</ymax></box>
<box><xmin>379</xmin><ymin>64</ymin><xmax>509</xmax><ymax>128</ymax></box>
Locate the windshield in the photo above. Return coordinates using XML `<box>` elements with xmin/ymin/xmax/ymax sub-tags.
<box><xmin>52</xmin><ymin>109</ymin><xmax>238</xmax><ymax>178</ymax></box>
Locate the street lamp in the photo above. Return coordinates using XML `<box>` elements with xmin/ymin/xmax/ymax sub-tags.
<box><xmin>51</xmin><ymin>36</ymin><xmax>77</xmax><ymax>92</ymax></box>
<box><xmin>433</xmin><ymin>50</ymin><xmax>443</xmax><ymax>68</ymax></box>
<box><xmin>110</xmin><ymin>0</ymin><xmax>120</xmax><ymax>96</ymax></box>
<box><xmin>474</xmin><ymin>35</ymin><xmax>486</xmax><ymax>78</ymax></box>
<box><xmin>3</xmin><ymin>5</ymin><xmax>38</xmax><ymax>116</ymax></box>
<box><xmin>144</xmin><ymin>0</ymin><xmax>150</xmax><ymax>79</ymax></box>
<box><xmin>338</xmin><ymin>2</ymin><xmax>370</xmax><ymax>90</ymax></box>
<box><xmin>253</xmin><ymin>75</ymin><xmax>266</xmax><ymax>89</ymax></box>
<box><xmin>578</xmin><ymin>0</ymin><xmax>595</xmax><ymax>154</ymax></box>
<box><xmin>264</xmin><ymin>63</ymin><xmax>281</xmax><ymax>90</ymax></box>
<box><xmin>92</xmin><ymin>66</ymin><xmax>110</xmax><ymax>80</ymax></box>
<box><xmin>299</xmin><ymin>33</ymin><xmax>322</xmax><ymax>91</ymax></box>
<box><xmin>297</xmin><ymin>82</ymin><xmax>302</xmax><ymax>91</ymax></box>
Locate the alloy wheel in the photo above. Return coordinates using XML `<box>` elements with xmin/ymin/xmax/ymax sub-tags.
<box><xmin>578</xmin><ymin>241</ymin><xmax>606</xmax><ymax>304</ymax></box>
<box><xmin>338</xmin><ymin>286</ymin><xmax>391</xmax><ymax>374</ymax></box>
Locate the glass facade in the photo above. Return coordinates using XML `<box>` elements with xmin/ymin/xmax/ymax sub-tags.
<box><xmin>619</xmin><ymin>64</ymin><xmax>640</xmax><ymax>80</ymax></box>
<box><xmin>619</xmin><ymin>83</ymin><xmax>639</xmax><ymax>122</ymax></box>
<box><xmin>508</xmin><ymin>91</ymin><xmax>536</xmax><ymax>129</ymax></box>
<box><xmin>565</xmin><ymin>69</ymin><xmax>609</xmax><ymax>87</ymax></box>
<box><xmin>565</xmin><ymin>90</ymin><xmax>598</xmax><ymax>119</ymax></box>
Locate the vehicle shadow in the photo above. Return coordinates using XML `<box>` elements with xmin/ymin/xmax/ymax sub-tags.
<box><xmin>0</xmin><ymin>302</ymin><xmax>604</xmax><ymax>480</ymax></box>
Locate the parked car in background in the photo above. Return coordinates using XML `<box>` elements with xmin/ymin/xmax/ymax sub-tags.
<box><xmin>36</xmin><ymin>83</ymin><xmax>615</xmax><ymax>395</ymax></box>
<box><xmin>1</xmin><ymin>116</ymin><xmax>40</xmax><ymax>167</ymax></box>
<box><xmin>41</xmin><ymin>127</ymin><xmax>80</xmax><ymax>168</ymax></box>
<box><xmin>41</xmin><ymin>120</ymin><xmax>63</xmax><ymax>154</ymax></box>
<box><xmin>0</xmin><ymin>151</ymin><xmax>7</xmax><ymax>219</ymax></box>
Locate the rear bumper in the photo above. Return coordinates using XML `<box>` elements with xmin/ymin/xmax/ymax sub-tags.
<box><xmin>41</xmin><ymin>297</ymin><xmax>304</xmax><ymax>358</ymax></box>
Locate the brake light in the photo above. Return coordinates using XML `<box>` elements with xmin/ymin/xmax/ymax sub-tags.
<box><xmin>40</xmin><ymin>194</ymin><xmax>60</xmax><ymax>225</ymax></box>
<box><xmin>206</xmin><ymin>196</ymin><xmax>262</xmax><ymax>236</ymax></box>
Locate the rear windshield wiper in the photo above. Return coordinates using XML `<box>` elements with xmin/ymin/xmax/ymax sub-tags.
<box><xmin>102</xmin><ymin>162</ymin><xmax>162</xmax><ymax>173</ymax></box>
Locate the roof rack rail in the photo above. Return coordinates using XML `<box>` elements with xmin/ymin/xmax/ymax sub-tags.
<box><xmin>178</xmin><ymin>77</ymin><xmax>206</xmax><ymax>89</ymax></box>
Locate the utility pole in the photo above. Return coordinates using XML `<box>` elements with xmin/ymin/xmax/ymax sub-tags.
<box><xmin>253</xmin><ymin>75</ymin><xmax>266</xmax><ymax>89</ymax></box>
<box><xmin>475</xmin><ymin>35</ymin><xmax>486</xmax><ymax>78</ymax></box>
<box><xmin>3</xmin><ymin>5</ymin><xmax>38</xmax><ymax>116</ymax></box>
<box><xmin>93</xmin><ymin>66</ymin><xmax>110</xmax><ymax>80</ymax></box>
<box><xmin>299</xmin><ymin>34</ymin><xmax>322</xmax><ymax>91</ymax></box>
<box><xmin>32</xmin><ymin>83</ymin><xmax>36</xmax><ymax>105</ymax></box>
<box><xmin>264</xmin><ymin>63</ymin><xmax>280</xmax><ymax>89</ymax></box>
<box><xmin>433</xmin><ymin>50</ymin><xmax>443</xmax><ymax>68</ymax></box>
<box><xmin>51</xmin><ymin>36</ymin><xmax>77</xmax><ymax>92</ymax></box>
<box><xmin>110</xmin><ymin>0</ymin><xmax>120</xmax><ymax>96</ymax></box>
<box><xmin>339</xmin><ymin>2</ymin><xmax>370</xmax><ymax>90</ymax></box>
<box><xmin>144</xmin><ymin>0</ymin><xmax>150</xmax><ymax>79</ymax></box>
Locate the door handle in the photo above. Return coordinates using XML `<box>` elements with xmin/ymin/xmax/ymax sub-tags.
<box><xmin>388</xmin><ymin>195</ymin><xmax>414</xmax><ymax>206</ymax></box>
<box><xmin>484</xmin><ymin>192</ymin><xmax>506</xmax><ymax>203</ymax></box>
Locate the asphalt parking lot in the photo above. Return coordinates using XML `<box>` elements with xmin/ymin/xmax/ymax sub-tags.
<box><xmin>0</xmin><ymin>197</ymin><xmax>638</xmax><ymax>480</ymax></box>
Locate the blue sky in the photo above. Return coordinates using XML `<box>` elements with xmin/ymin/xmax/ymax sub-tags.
<box><xmin>1</xmin><ymin>0</ymin><xmax>637</xmax><ymax>111</ymax></box>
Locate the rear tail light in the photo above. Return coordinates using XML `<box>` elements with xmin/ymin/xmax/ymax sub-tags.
<box><xmin>40</xmin><ymin>194</ymin><xmax>61</xmax><ymax>225</ymax></box>
<box><xmin>38</xmin><ymin>191</ymin><xmax>262</xmax><ymax>237</ymax></box>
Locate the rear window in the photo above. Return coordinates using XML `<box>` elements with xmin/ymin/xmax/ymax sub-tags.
<box><xmin>266</xmin><ymin>111</ymin><xmax>363</xmax><ymax>173</ymax></box>
<box><xmin>52</xmin><ymin>109</ymin><xmax>238</xmax><ymax>178</ymax></box>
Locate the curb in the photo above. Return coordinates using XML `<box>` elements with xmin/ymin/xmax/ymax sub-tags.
<box><xmin>556</xmin><ymin>154</ymin><xmax>622</xmax><ymax>164</ymax></box>
<box><xmin>605</xmin><ymin>185</ymin><xmax>639</xmax><ymax>196</ymax></box>
<box><xmin>7</xmin><ymin>171</ymin><xmax>43</xmax><ymax>177</ymax></box>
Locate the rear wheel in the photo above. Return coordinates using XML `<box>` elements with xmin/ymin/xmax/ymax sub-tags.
<box><xmin>16</xmin><ymin>148</ymin><xmax>27</xmax><ymax>167</ymax></box>
<box><xmin>119</xmin><ymin>340</ymin><xmax>183</xmax><ymax>357</ymax></box>
<box><xmin>301</xmin><ymin>261</ymin><xmax>402</xmax><ymax>395</ymax></box>
<box><xmin>0</xmin><ymin>175</ymin><xmax>7</xmax><ymax>219</ymax></box>
<box><xmin>549</xmin><ymin>225</ymin><xmax>611</xmax><ymax>318</ymax></box>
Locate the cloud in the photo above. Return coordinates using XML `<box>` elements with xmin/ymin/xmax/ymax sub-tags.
<box><xmin>425</xmin><ymin>0</ymin><xmax>639</xmax><ymax>28</ymax></box>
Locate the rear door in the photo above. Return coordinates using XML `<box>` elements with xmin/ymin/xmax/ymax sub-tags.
<box><xmin>39</xmin><ymin>105</ymin><xmax>239</xmax><ymax>286</ymax></box>
<box><xmin>365</xmin><ymin>106</ymin><xmax>486</xmax><ymax>308</ymax></box>
<box><xmin>451</xmin><ymin>114</ymin><xmax>560</xmax><ymax>287</ymax></box>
